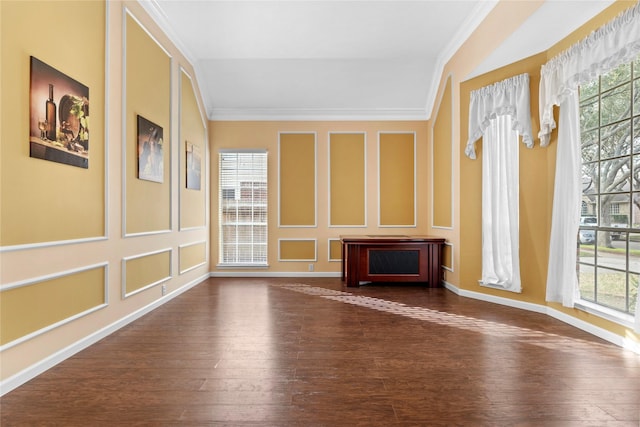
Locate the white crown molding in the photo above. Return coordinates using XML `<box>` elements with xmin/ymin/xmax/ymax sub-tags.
<box><xmin>209</xmin><ymin>107</ymin><xmax>428</xmax><ymax>122</ymax></box>
<box><xmin>423</xmin><ymin>0</ymin><xmax>498</xmax><ymax>119</ymax></box>
<box><xmin>137</xmin><ymin>0</ymin><xmax>197</xmax><ymax>66</ymax></box>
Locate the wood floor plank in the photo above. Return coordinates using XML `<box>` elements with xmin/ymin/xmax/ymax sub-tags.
<box><xmin>1</xmin><ymin>277</ymin><xmax>639</xmax><ymax>425</ymax></box>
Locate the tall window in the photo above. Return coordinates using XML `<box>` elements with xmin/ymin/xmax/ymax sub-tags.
<box><xmin>219</xmin><ymin>150</ymin><xmax>267</xmax><ymax>266</ymax></box>
<box><xmin>465</xmin><ymin>73</ymin><xmax>533</xmax><ymax>294</ymax></box>
<box><xmin>577</xmin><ymin>55</ymin><xmax>640</xmax><ymax>317</ymax></box>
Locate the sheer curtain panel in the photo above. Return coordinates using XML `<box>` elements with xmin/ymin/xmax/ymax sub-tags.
<box><xmin>539</xmin><ymin>3</ymin><xmax>640</xmax><ymax>331</ymax></box>
<box><xmin>466</xmin><ymin>73</ymin><xmax>533</xmax><ymax>293</ymax></box>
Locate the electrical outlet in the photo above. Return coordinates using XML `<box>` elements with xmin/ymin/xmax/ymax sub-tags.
<box><xmin>308</xmin><ymin>263</ymin><xmax>314</xmax><ymax>272</ymax></box>
<box><xmin>161</xmin><ymin>284</ymin><xmax>167</xmax><ymax>296</ymax></box>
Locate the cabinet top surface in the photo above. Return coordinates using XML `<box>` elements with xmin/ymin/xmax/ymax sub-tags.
<box><xmin>340</xmin><ymin>235</ymin><xmax>445</xmax><ymax>243</ymax></box>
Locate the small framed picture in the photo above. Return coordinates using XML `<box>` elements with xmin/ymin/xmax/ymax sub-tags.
<box><xmin>186</xmin><ymin>141</ymin><xmax>201</xmax><ymax>190</ymax></box>
<box><xmin>137</xmin><ymin>115</ymin><xmax>164</xmax><ymax>183</ymax></box>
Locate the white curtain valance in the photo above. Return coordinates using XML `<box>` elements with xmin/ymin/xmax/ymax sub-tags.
<box><xmin>465</xmin><ymin>73</ymin><xmax>533</xmax><ymax>159</ymax></box>
<box><xmin>539</xmin><ymin>1</ymin><xmax>640</xmax><ymax>146</ymax></box>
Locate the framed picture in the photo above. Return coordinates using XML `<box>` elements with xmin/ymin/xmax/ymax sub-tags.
<box><xmin>137</xmin><ymin>115</ymin><xmax>164</xmax><ymax>183</ymax></box>
<box><xmin>29</xmin><ymin>56</ymin><xmax>89</xmax><ymax>169</ymax></box>
<box><xmin>186</xmin><ymin>141</ymin><xmax>201</xmax><ymax>190</ymax></box>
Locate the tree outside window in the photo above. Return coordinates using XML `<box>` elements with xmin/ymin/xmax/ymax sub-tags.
<box><xmin>578</xmin><ymin>55</ymin><xmax>640</xmax><ymax>317</ymax></box>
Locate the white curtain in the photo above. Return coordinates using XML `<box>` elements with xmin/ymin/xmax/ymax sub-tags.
<box><xmin>544</xmin><ymin>93</ymin><xmax>581</xmax><ymax>307</ymax></box>
<box><xmin>539</xmin><ymin>3</ymin><xmax>640</xmax><ymax>332</ymax></box>
<box><xmin>465</xmin><ymin>73</ymin><xmax>533</xmax><ymax>293</ymax></box>
<box><xmin>539</xmin><ymin>4</ymin><xmax>640</xmax><ymax>327</ymax></box>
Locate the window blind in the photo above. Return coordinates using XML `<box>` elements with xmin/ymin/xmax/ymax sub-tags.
<box><xmin>219</xmin><ymin>151</ymin><xmax>268</xmax><ymax>265</ymax></box>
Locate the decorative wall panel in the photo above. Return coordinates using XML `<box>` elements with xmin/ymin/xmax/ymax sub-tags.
<box><xmin>379</xmin><ymin>132</ymin><xmax>415</xmax><ymax>226</ymax></box>
<box><xmin>279</xmin><ymin>133</ymin><xmax>316</xmax><ymax>227</ymax></box>
<box><xmin>443</xmin><ymin>242</ymin><xmax>454</xmax><ymax>272</ymax></box>
<box><xmin>123</xmin><ymin>249</ymin><xmax>172</xmax><ymax>297</ymax></box>
<box><xmin>329</xmin><ymin>238</ymin><xmax>342</xmax><ymax>262</ymax></box>
<box><xmin>329</xmin><ymin>132</ymin><xmax>366</xmax><ymax>226</ymax></box>
<box><xmin>179</xmin><ymin>69</ymin><xmax>206</xmax><ymax>230</ymax></box>
<box><xmin>124</xmin><ymin>12</ymin><xmax>171</xmax><ymax>235</ymax></box>
<box><xmin>279</xmin><ymin>239</ymin><xmax>316</xmax><ymax>261</ymax></box>
<box><xmin>1</xmin><ymin>265</ymin><xmax>107</xmax><ymax>347</ymax></box>
<box><xmin>179</xmin><ymin>241</ymin><xmax>206</xmax><ymax>274</ymax></box>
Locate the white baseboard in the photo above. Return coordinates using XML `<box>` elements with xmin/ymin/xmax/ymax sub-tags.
<box><xmin>210</xmin><ymin>271</ymin><xmax>341</xmax><ymax>278</ymax></box>
<box><xmin>0</xmin><ymin>274</ymin><xmax>208</xmax><ymax>396</ymax></box>
<box><xmin>443</xmin><ymin>281</ymin><xmax>640</xmax><ymax>355</ymax></box>
<box><xmin>444</xmin><ymin>281</ymin><xmax>547</xmax><ymax>314</ymax></box>
<box><xmin>547</xmin><ymin>307</ymin><xmax>640</xmax><ymax>354</ymax></box>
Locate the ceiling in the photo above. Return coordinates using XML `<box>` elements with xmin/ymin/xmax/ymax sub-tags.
<box><xmin>140</xmin><ymin>0</ymin><xmax>614</xmax><ymax>121</ymax></box>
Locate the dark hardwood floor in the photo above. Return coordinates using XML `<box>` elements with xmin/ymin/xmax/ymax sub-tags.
<box><xmin>2</xmin><ymin>277</ymin><xmax>639</xmax><ymax>426</ymax></box>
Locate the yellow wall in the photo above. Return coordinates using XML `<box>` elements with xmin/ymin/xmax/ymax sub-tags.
<box><xmin>210</xmin><ymin>121</ymin><xmax>430</xmax><ymax>273</ymax></box>
<box><xmin>0</xmin><ymin>1</ymin><xmax>210</xmax><ymax>384</ymax></box>
<box><xmin>124</xmin><ymin>12</ymin><xmax>171</xmax><ymax>234</ymax></box>
<box><xmin>432</xmin><ymin>75</ymin><xmax>453</xmax><ymax>228</ymax></box>
<box><xmin>179</xmin><ymin>70</ymin><xmax>207</xmax><ymax>230</ymax></box>
<box><xmin>1</xmin><ymin>0</ymin><xmax>105</xmax><ymax>246</ymax></box>
<box><xmin>450</xmin><ymin>0</ymin><xmax>638</xmax><ymax>343</ymax></box>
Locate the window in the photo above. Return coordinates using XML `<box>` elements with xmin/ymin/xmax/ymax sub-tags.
<box><xmin>577</xmin><ymin>55</ymin><xmax>640</xmax><ymax>317</ymax></box>
<box><xmin>610</xmin><ymin>203</ymin><xmax>620</xmax><ymax>215</ymax></box>
<box><xmin>219</xmin><ymin>150</ymin><xmax>267</xmax><ymax>266</ymax></box>
<box><xmin>464</xmin><ymin>73</ymin><xmax>533</xmax><ymax>294</ymax></box>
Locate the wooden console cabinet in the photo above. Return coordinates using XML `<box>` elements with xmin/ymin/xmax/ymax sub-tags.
<box><xmin>341</xmin><ymin>235</ymin><xmax>445</xmax><ymax>288</ymax></box>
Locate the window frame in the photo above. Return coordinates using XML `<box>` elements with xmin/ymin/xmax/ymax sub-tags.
<box><xmin>577</xmin><ymin>56</ymin><xmax>640</xmax><ymax>323</ymax></box>
<box><xmin>218</xmin><ymin>149</ymin><xmax>268</xmax><ymax>267</ymax></box>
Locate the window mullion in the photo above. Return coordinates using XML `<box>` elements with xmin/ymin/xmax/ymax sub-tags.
<box><xmin>579</xmin><ymin>58</ymin><xmax>640</xmax><ymax>317</ymax></box>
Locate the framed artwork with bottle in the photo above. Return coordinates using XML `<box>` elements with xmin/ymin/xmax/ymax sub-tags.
<box><xmin>29</xmin><ymin>56</ymin><xmax>89</xmax><ymax>169</ymax></box>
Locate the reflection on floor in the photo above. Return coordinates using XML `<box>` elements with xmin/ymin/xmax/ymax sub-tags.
<box><xmin>2</xmin><ymin>277</ymin><xmax>639</xmax><ymax>425</ymax></box>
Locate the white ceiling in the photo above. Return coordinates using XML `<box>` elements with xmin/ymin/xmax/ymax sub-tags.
<box><xmin>140</xmin><ymin>0</ymin><xmax>614</xmax><ymax>121</ymax></box>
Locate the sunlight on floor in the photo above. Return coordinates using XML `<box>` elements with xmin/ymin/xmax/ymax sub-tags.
<box><xmin>274</xmin><ymin>283</ymin><xmax>627</xmax><ymax>357</ymax></box>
